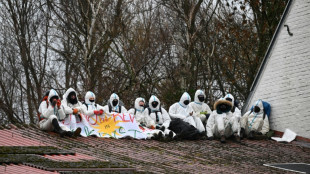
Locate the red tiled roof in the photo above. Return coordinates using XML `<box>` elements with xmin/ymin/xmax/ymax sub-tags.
<box><xmin>0</xmin><ymin>128</ymin><xmax>48</xmax><ymax>146</ymax></box>
<box><xmin>0</xmin><ymin>124</ymin><xmax>310</xmax><ymax>173</ymax></box>
<box><xmin>42</xmin><ymin>153</ymin><xmax>101</xmax><ymax>162</ymax></box>
<box><xmin>0</xmin><ymin>163</ymin><xmax>58</xmax><ymax>174</ymax></box>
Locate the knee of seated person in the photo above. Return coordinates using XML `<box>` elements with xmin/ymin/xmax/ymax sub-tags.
<box><xmin>49</xmin><ymin>115</ymin><xmax>57</xmax><ymax>121</ymax></box>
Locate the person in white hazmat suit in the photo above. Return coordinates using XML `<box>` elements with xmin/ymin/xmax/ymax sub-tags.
<box><xmin>224</xmin><ymin>94</ymin><xmax>241</xmax><ymax>118</ymax></box>
<box><xmin>103</xmin><ymin>93</ymin><xmax>128</xmax><ymax>115</ymax></box>
<box><xmin>127</xmin><ymin>97</ymin><xmax>146</xmax><ymax>125</ymax></box>
<box><xmin>142</xmin><ymin>95</ymin><xmax>175</xmax><ymax>140</ymax></box>
<box><xmin>38</xmin><ymin>89</ymin><xmax>78</xmax><ymax>137</ymax></box>
<box><xmin>189</xmin><ymin>90</ymin><xmax>212</xmax><ymax>124</ymax></box>
<box><xmin>80</xmin><ymin>91</ymin><xmax>106</xmax><ymax>137</ymax></box>
<box><xmin>206</xmin><ymin>98</ymin><xmax>241</xmax><ymax>143</ymax></box>
<box><xmin>169</xmin><ymin>92</ymin><xmax>205</xmax><ymax>133</ymax></box>
<box><xmin>62</xmin><ymin>88</ymin><xmax>93</xmax><ymax>136</ymax></box>
<box><xmin>240</xmin><ymin>99</ymin><xmax>269</xmax><ymax>139</ymax></box>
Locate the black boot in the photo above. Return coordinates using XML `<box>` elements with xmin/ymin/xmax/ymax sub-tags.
<box><xmin>151</xmin><ymin>133</ymin><xmax>158</xmax><ymax>140</ymax></box>
<box><xmin>158</xmin><ymin>131</ymin><xmax>164</xmax><ymax>141</ymax></box>
<box><xmin>52</xmin><ymin>119</ymin><xmax>65</xmax><ymax>137</ymax></box>
<box><xmin>240</xmin><ymin>128</ymin><xmax>245</xmax><ymax>139</ymax></box>
<box><xmin>159</xmin><ymin>126</ymin><xmax>166</xmax><ymax>132</ymax></box>
<box><xmin>248</xmin><ymin>131</ymin><xmax>255</xmax><ymax>139</ymax></box>
<box><xmin>168</xmin><ymin>131</ymin><xmax>174</xmax><ymax>139</ymax></box>
<box><xmin>65</xmin><ymin>131</ymin><xmax>74</xmax><ymax>137</ymax></box>
<box><xmin>234</xmin><ymin>133</ymin><xmax>241</xmax><ymax>143</ymax></box>
<box><xmin>220</xmin><ymin>135</ymin><xmax>226</xmax><ymax>143</ymax></box>
<box><xmin>73</xmin><ymin>127</ymin><xmax>82</xmax><ymax>138</ymax></box>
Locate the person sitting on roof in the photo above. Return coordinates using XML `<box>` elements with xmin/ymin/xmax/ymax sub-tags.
<box><xmin>61</xmin><ymin>88</ymin><xmax>85</xmax><ymax>136</ymax></box>
<box><xmin>169</xmin><ymin>92</ymin><xmax>205</xmax><ymax>133</ymax></box>
<box><xmin>224</xmin><ymin>94</ymin><xmax>241</xmax><ymax>118</ymax></box>
<box><xmin>80</xmin><ymin>91</ymin><xmax>105</xmax><ymax>137</ymax></box>
<box><xmin>103</xmin><ymin>93</ymin><xmax>127</xmax><ymax>115</ymax></box>
<box><xmin>142</xmin><ymin>95</ymin><xmax>175</xmax><ymax>140</ymax></box>
<box><xmin>240</xmin><ymin>99</ymin><xmax>270</xmax><ymax>139</ymax></box>
<box><xmin>127</xmin><ymin>97</ymin><xmax>147</xmax><ymax>125</ymax></box>
<box><xmin>38</xmin><ymin>89</ymin><xmax>79</xmax><ymax>137</ymax></box>
<box><xmin>189</xmin><ymin>89</ymin><xmax>212</xmax><ymax>125</ymax></box>
<box><xmin>206</xmin><ymin>97</ymin><xmax>241</xmax><ymax>143</ymax></box>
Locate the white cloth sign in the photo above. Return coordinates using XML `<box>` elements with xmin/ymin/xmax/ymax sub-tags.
<box><xmin>60</xmin><ymin>113</ymin><xmax>153</xmax><ymax>139</ymax></box>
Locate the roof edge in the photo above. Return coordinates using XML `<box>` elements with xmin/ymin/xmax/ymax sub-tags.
<box><xmin>242</xmin><ymin>0</ymin><xmax>293</xmax><ymax>114</ymax></box>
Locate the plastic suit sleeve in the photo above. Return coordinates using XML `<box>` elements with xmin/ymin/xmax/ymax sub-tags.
<box><xmin>205</xmin><ymin>105</ymin><xmax>212</xmax><ymax>114</ymax></box>
<box><xmin>261</xmin><ymin>116</ymin><xmax>270</xmax><ymax>134</ymax></box>
<box><xmin>102</xmin><ymin>105</ymin><xmax>110</xmax><ymax>114</ymax></box>
<box><xmin>74</xmin><ymin>102</ymin><xmax>83</xmax><ymax>111</ymax></box>
<box><xmin>121</xmin><ymin>106</ymin><xmax>128</xmax><ymax>113</ymax></box>
<box><xmin>58</xmin><ymin>106</ymin><xmax>66</xmax><ymax>120</ymax></box>
<box><xmin>190</xmin><ymin>103</ymin><xmax>212</xmax><ymax>120</ymax></box>
<box><xmin>38</xmin><ymin>101</ymin><xmax>46</xmax><ymax>115</ymax></box>
<box><xmin>127</xmin><ymin>108</ymin><xmax>135</xmax><ymax>115</ymax></box>
<box><xmin>142</xmin><ymin>110</ymin><xmax>155</xmax><ymax>127</ymax></box>
<box><xmin>128</xmin><ymin>108</ymin><xmax>143</xmax><ymax>124</ymax></box>
<box><xmin>161</xmin><ymin>108</ymin><xmax>171</xmax><ymax>128</ymax></box>
<box><xmin>169</xmin><ymin>103</ymin><xmax>187</xmax><ymax>120</ymax></box>
<box><xmin>206</xmin><ymin>112</ymin><xmax>216</xmax><ymax>137</ymax></box>
<box><xmin>80</xmin><ymin>105</ymin><xmax>94</xmax><ymax>116</ymax></box>
<box><xmin>61</xmin><ymin>100</ymin><xmax>74</xmax><ymax>114</ymax></box>
<box><xmin>41</xmin><ymin>104</ymin><xmax>55</xmax><ymax>119</ymax></box>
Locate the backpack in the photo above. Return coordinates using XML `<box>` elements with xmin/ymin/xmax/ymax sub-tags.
<box><xmin>147</xmin><ymin>107</ymin><xmax>162</xmax><ymax>123</ymax></box>
<box><xmin>249</xmin><ymin>101</ymin><xmax>271</xmax><ymax>120</ymax></box>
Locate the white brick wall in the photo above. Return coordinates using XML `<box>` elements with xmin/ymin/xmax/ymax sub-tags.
<box><xmin>245</xmin><ymin>0</ymin><xmax>310</xmax><ymax>139</ymax></box>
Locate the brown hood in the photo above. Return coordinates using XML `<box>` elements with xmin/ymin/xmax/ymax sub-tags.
<box><xmin>214</xmin><ymin>98</ymin><xmax>233</xmax><ymax>110</ymax></box>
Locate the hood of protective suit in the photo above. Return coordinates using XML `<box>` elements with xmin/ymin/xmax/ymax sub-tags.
<box><xmin>179</xmin><ymin>92</ymin><xmax>191</xmax><ymax>108</ymax></box>
<box><xmin>134</xmin><ymin>97</ymin><xmax>145</xmax><ymax>112</ymax></box>
<box><xmin>48</xmin><ymin>89</ymin><xmax>59</xmax><ymax>104</ymax></box>
<box><xmin>85</xmin><ymin>91</ymin><xmax>96</xmax><ymax>105</ymax></box>
<box><xmin>253</xmin><ymin>99</ymin><xmax>264</xmax><ymax>114</ymax></box>
<box><xmin>214</xmin><ymin>97</ymin><xmax>232</xmax><ymax>112</ymax></box>
<box><xmin>63</xmin><ymin>88</ymin><xmax>79</xmax><ymax>104</ymax></box>
<box><xmin>224</xmin><ymin>94</ymin><xmax>234</xmax><ymax>107</ymax></box>
<box><xmin>149</xmin><ymin>95</ymin><xmax>160</xmax><ymax>111</ymax></box>
<box><xmin>194</xmin><ymin>89</ymin><xmax>205</xmax><ymax>105</ymax></box>
<box><xmin>109</xmin><ymin>93</ymin><xmax>119</xmax><ymax>107</ymax></box>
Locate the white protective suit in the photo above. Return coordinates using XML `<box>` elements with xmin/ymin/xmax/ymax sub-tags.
<box><xmin>241</xmin><ymin>99</ymin><xmax>270</xmax><ymax>135</ymax></box>
<box><xmin>61</xmin><ymin>88</ymin><xmax>94</xmax><ymax>133</ymax></box>
<box><xmin>80</xmin><ymin>91</ymin><xmax>105</xmax><ymax>137</ymax></box>
<box><xmin>189</xmin><ymin>90</ymin><xmax>212</xmax><ymax>123</ymax></box>
<box><xmin>39</xmin><ymin>89</ymin><xmax>70</xmax><ymax>132</ymax></box>
<box><xmin>81</xmin><ymin>91</ymin><xmax>105</xmax><ymax>117</ymax></box>
<box><xmin>143</xmin><ymin>95</ymin><xmax>171</xmax><ymax>129</ymax></box>
<box><xmin>143</xmin><ymin>95</ymin><xmax>175</xmax><ymax>139</ymax></box>
<box><xmin>103</xmin><ymin>93</ymin><xmax>127</xmax><ymax>114</ymax></box>
<box><xmin>127</xmin><ymin>97</ymin><xmax>146</xmax><ymax>125</ymax></box>
<box><xmin>224</xmin><ymin>94</ymin><xmax>241</xmax><ymax>118</ymax></box>
<box><xmin>206</xmin><ymin>98</ymin><xmax>240</xmax><ymax>138</ymax></box>
<box><xmin>169</xmin><ymin>92</ymin><xmax>205</xmax><ymax>132</ymax></box>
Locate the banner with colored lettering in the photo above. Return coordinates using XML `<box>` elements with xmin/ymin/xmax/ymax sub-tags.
<box><xmin>60</xmin><ymin>113</ymin><xmax>154</xmax><ymax>139</ymax></box>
